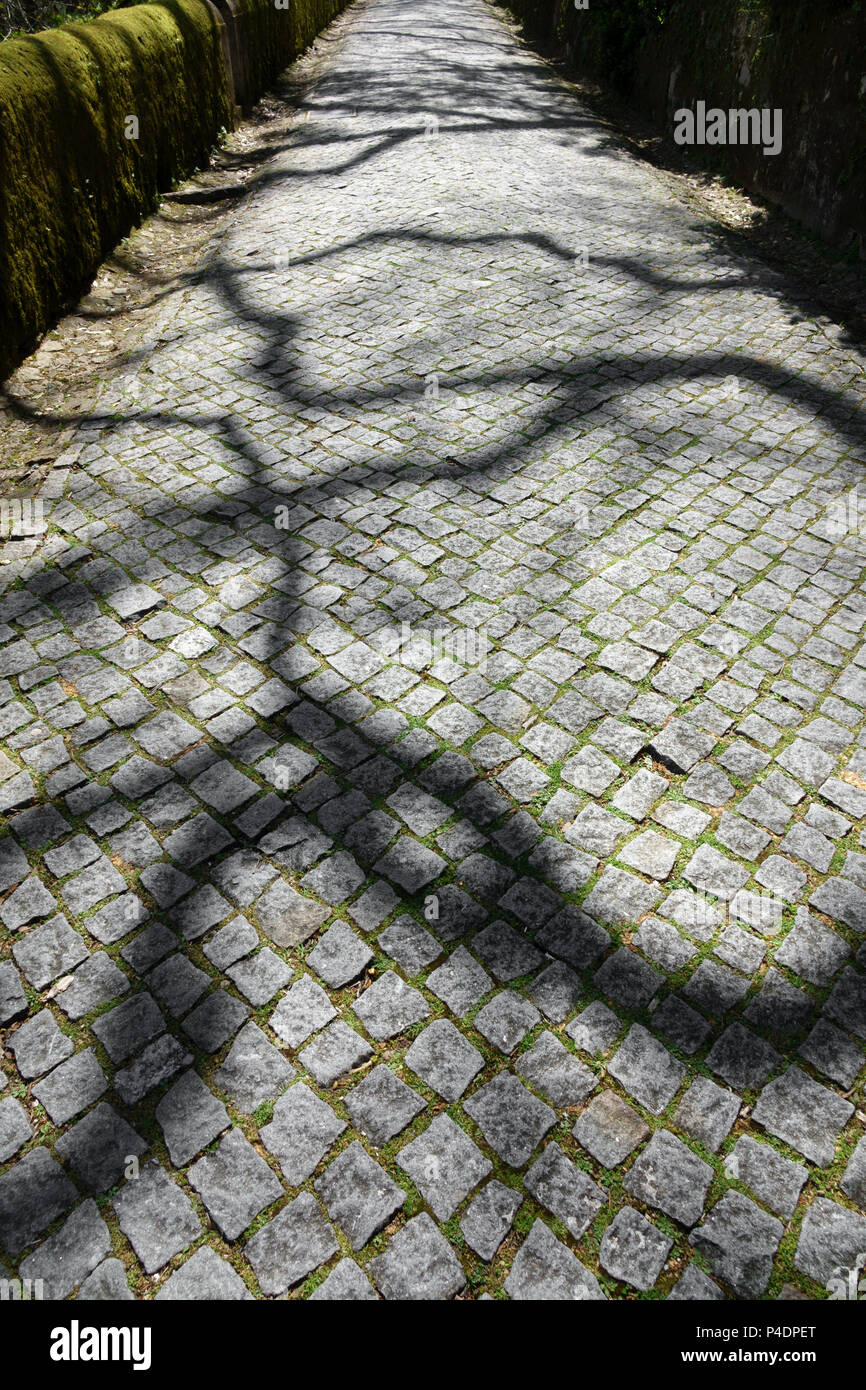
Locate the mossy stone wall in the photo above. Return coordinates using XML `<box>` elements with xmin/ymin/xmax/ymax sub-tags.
<box><xmin>0</xmin><ymin>0</ymin><xmax>348</xmax><ymax>381</ymax></box>
<box><xmin>234</xmin><ymin>0</ymin><xmax>347</xmax><ymax>103</ymax></box>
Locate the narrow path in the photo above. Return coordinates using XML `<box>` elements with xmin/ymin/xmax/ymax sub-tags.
<box><xmin>1</xmin><ymin>0</ymin><xmax>865</xmax><ymax>1302</ymax></box>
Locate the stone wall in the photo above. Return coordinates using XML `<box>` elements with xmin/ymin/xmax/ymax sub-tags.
<box><xmin>501</xmin><ymin>0</ymin><xmax>866</xmax><ymax>253</ymax></box>
<box><xmin>0</xmin><ymin>0</ymin><xmax>348</xmax><ymax>380</ymax></box>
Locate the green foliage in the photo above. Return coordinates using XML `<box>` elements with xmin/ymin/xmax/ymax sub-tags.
<box><xmin>1</xmin><ymin>0</ymin><xmax>122</xmax><ymax>43</ymax></box>
<box><xmin>508</xmin><ymin>0</ymin><xmax>675</xmax><ymax>89</ymax></box>
<box><xmin>574</xmin><ymin>0</ymin><xmax>675</xmax><ymax>89</ymax></box>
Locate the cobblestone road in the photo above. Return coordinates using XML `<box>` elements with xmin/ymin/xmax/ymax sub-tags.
<box><xmin>2</xmin><ymin>0</ymin><xmax>866</xmax><ymax>1301</ymax></box>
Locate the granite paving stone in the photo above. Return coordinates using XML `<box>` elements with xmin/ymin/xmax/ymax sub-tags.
<box><xmin>594</xmin><ymin>947</ymin><xmax>664</xmax><ymax>1012</ymax></box>
<box><xmin>810</xmin><ymin>877</ymin><xmax>866</xmax><ymax>935</ymax></box>
<box><xmin>470</xmin><ymin>920</ymin><xmax>544</xmax><ymax>981</ymax></box>
<box><xmin>155</xmin><ymin>1069</ymin><xmax>230</xmax><ymax>1167</ymax></box>
<box><xmin>374</xmin><ymin>838</ymin><xmax>446</xmax><ymax>894</ymax></box>
<box><xmin>608</xmin><ymin>1025</ymin><xmax>686</xmax><ymax>1115</ymax></box>
<box><xmin>464</xmin><ymin>1074</ymin><xmax>556</xmax><ymax>1167</ymax></box>
<box><xmin>823</xmin><ymin>967</ymin><xmax>866</xmax><ymax>1039</ymax></box>
<box><xmin>254</xmin><ymin>880</ymin><xmax>330</xmax><ymax>948</ymax></box>
<box><xmin>474</xmin><ymin>991</ymin><xmax>540</xmax><ymax>1054</ymax></box>
<box><xmin>113</xmin><ymin>1162</ymin><xmax>202</xmax><ymax>1274</ymax></box>
<box><xmin>691</xmin><ymin>1191</ymin><xmax>784</xmax><ymax>1298</ymax></box>
<box><xmin>307</xmin><ymin>921</ymin><xmax>374</xmax><ymax>987</ymax></box>
<box><xmin>404</xmin><ymin>1019</ymin><xmax>484</xmax><ymax>1101</ymax></box>
<box><xmin>299</xmin><ymin>1019</ymin><xmax>373</xmax><ymax>1086</ymax></box>
<box><xmin>353</xmin><ymin>971</ymin><xmax>430</xmax><ymax>1039</ymax></box>
<box><xmin>377</xmin><ymin>915</ymin><xmax>441</xmax><ymax>975</ymax></box>
<box><xmin>31</xmin><ymin>1047</ymin><xmax>107</xmax><ymax>1125</ymax></box>
<box><xmin>114</xmin><ymin>1035</ymin><xmax>193</xmax><ymax>1105</ymax></box>
<box><xmin>525</xmin><ymin>1141</ymin><xmax>606</xmax><ymax>1240</ymax></box>
<box><xmin>581</xmin><ymin>866</ymin><xmax>662</xmax><ymax>925</ymax></box>
<box><xmin>54</xmin><ymin>1102</ymin><xmax>148</xmax><ymax>1191</ymax></box>
<box><xmin>574</xmin><ymin>1089</ymin><xmax>650</xmax><ymax>1168</ymax></box>
<box><xmin>182</xmin><ymin>991</ymin><xmax>250</xmax><ymax>1052</ymax></box>
<box><xmin>19</xmin><ymin>1199</ymin><xmax>111</xmax><ymax>1299</ymax></box>
<box><xmin>498</xmin><ymin>876</ymin><xmax>562</xmax><ymax>929</ymax></box>
<box><xmin>214</xmin><ymin>1021</ymin><xmax>297</xmax><ymax>1113</ymax></box>
<box><xmin>599</xmin><ymin>1205</ymin><xmax>672</xmax><ymax>1291</ymax></box>
<box><xmin>728</xmin><ymin>1136</ymin><xmax>808</xmax><ymax>1220</ymax></box>
<box><xmin>634</xmin><ymin>916</ymin><xmax>696</xmax><ymax>972</ymax></box>
<box><xmin>566</xmin><ymin>1001</ymin><xmax>622</xmax><ymax>1056</ymax></box>
<box><xmin>12</xmin><ymin>914</ymin><xmax>88</xmax><ymax>988</ymax></box>
<box><xmin>212</xmin><ymin>852</ymin><xmax>278</xmax><ymax>909</ymax></box>
<box><xmin>619</xmin><ymin>828</ymin><xmax>680</xmax><ymax>880</ymax></box>
<box><xmin>345</xmin><ymin>1064</ymin><xmax>427</xmax><ymax>1145</ymax></box>
<box><xmin>76</xmin><ymin>1258</ymin><xmax>135</xmax><ymax>1301</ymax></box>
<box><xmin>667</xmin><ymin>1263</ymin><xmax>725</xmax><ymax>1302</ymax></box>
<box><xmin>743</xmin><ymin>967</ymin><xmax>812</xmax><ymax>1035</ymax></box>
<box><xmin>260</xmin><ymin>1082</ymin><xmax>346</xmax><ymax>1184</ymax></box>
<box><xmin>526</xmin><ymin>960</ymin><xmax>582</xmax><ymax>1022</ymax></box>
<box><xmin>459</xmin><ymin>1180</ymin><xmax>523</xmax><ymax>1261</ymax></box>
<box><xmin>0</xmin><ymin>838</ymin><xmax>29</xmax><ymax>894</ymax></box>
<box><xmin>794</xmin><ymin>1196</ymin><xmax>866</xmax><ymax>1286</ymax></box>
<box><xmin>308</xmin><ymin>1259</ymin><xmax>379</xmax><ymax>1301</ymax></box>
<box><xmin>0</xmin><ymin>1096</ymin><xmax>33</xmax><ymax>1163</ymax></box>
<box><xmin>841</xmin><ymin>1139</ymin><xmax>866</xmax><ymax>1207</ymax></box>
<box><xmin>226</xmin><ymin>948</ymin><xmax>292</xmax><ymax>1007</ymax></box>
<box><xmin>673</xmin><ymin>1076</ymin><xmax>740</xmax><ymax>1154</ymax></box>
<box><xmin>0</xmin><ymin>959</ymin><xmax>28</xmax><ymax>1025</ymax></box>
<box><xmin>301</xmin><ymin>851</ymin><xmax>366</xmax><ymax>905</ymax></box>
<box><xmin>269</xmin><ymin>974</ymin><xmax>337</xmax><ymax>1050</ymax></box>
<box><xmin>514</xmin><ymin>1031</ymin><xmax>597</xmax><ymax>1108</ymax></box>
<box><xmin>398</xmin><ymin>1113</ymin><xmax>492</xmax><ymax>1219</ymax></box>
<box><xmin>369</xmin><ymin>1213</ymin><xmax>466</xmax><ymax>1301</ymax></box>
<box><xmin>0</xmin><ymin>1147</ymin><xmax>79</xmax><ymax>1254</ymax></box>
<box><xmin>188</xmin><ymin>1128</ymin><xmax>284</xmax><ymax>1240</ymax></box>
<box><xmin>798</xmin><ymin>1019</ymin><xmax>865</xmax><ymax>1088</ymax></box>
<box><xmin>245</xmin><ymin>1192</ymin><xmax>338</xmax><ymax>1296</ymax></box>
<box><xmin>146</xmin><ymin>954</ymin><xmax>210</xmax><ymax>1018</ymax></box>
<box><xmin>315</xmin><ymin>1140</ymin><xmax>405</xmax><ymax>1248</ymax></box>
<box><xmin>624</xmin><ymin>1129</ymin><xmax>714</xmax><ymax>1227</ymax></box>
<box><xmin>9</xmin><ymin>1009</ymin><xmax>74</xmax><ymax>1078</ymax></box>
<box><xmin>56</xmin><ymin>952</ymin><xmax>131</xmax><ymax>1020</ymax></box>
<box><xmin>684</xmin><ymin>958</ymin><xmax>751</xmax><ymax>1016</ymax></box>
<box><xmin>706</xmin><ymin>1023</ymin><xmax>783</xmax><ymax>1092</ymax></box>
<box><xmin>2</xmin><ymin>876</ymin><xmax>60</xmax><ymax>932</ymax></box>
<box><xmin>752</xmin><ymin>1066</ymin><xmax>854</xmax><ymax>1165</ymax></box>
<box><xmin>652</xmin><ymin>995</ymin><xmax>711</xmax><ymax>1055</ymax></box>
<box><xmin>203</xmin><ymin>915</ymin><xmax>259</xmax><ymax>971</ymax></box>
<box><xmin>504</xmin><ymin>1219</ymin><xmax>605</xmax><ymax>1301</ymax></box>
<box><xmin>155</xmin><ymin>1246</ymin><xmax>254</xmax><ymax>1301</ymax></box>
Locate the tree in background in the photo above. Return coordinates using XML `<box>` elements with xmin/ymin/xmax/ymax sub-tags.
<box><xmin>0</xmin><ymin>0</ymin><xmax>121</xmax><ymax>39</ymax></box>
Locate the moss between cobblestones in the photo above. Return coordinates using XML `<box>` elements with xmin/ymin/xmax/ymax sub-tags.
<box><xmin>4</xmin><ymin>441</ymin><xmax>865</xmax><ymax>1300</ymax></box>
